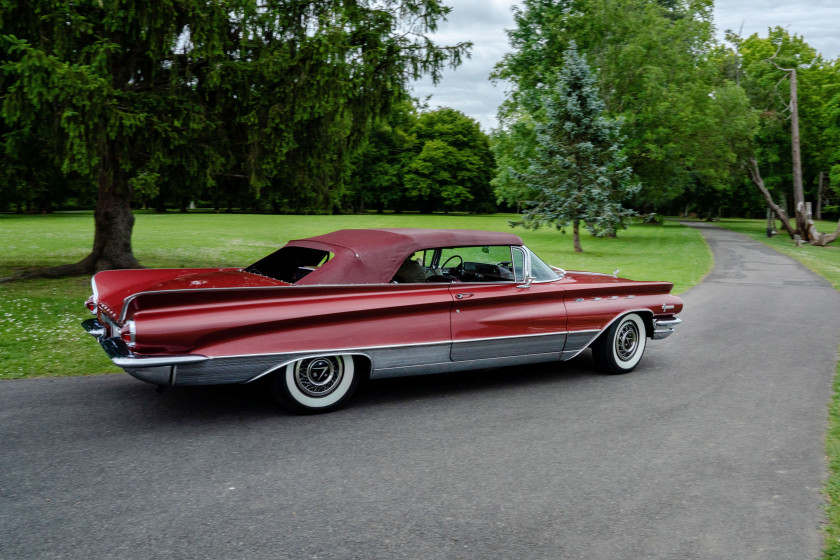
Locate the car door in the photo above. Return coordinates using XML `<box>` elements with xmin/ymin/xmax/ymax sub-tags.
<box><xmin>448</xmin><ymin>246</ymin><xmax>568</xmax><ymax>362</ymax></box>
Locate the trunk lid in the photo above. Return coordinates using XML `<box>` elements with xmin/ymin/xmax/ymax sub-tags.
<box><xmin>91</xmin><ymin>268</ymin><xmax>287</xmax><ymax>323</ymax></box>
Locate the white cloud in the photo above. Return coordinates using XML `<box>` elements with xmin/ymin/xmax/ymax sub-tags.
<box><xmin>410</xmin><ymin>0</ymin><xmax>520</xmax><ymax>131</ymax></box>
<box><xmin>714</xmin><ymin>0</ymin><xmax>840</xmax><ymax>59</ymax></box>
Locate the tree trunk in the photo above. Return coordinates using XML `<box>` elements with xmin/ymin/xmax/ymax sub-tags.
<box><xmin>83</xmin><ymin>168</ymin><xmax>142</xmax><ymax>271</ymax></box>
<box><xmin>817</xmin><ymin>171</ymin><xmax>825</xmax><ymax>221</ymax></box>
<box><xmin>154</xmin><ymin>194</ymin><xmax>167</xmax><ymax>213</ymax></box>
<box><xmin>749</xmin><ymin>157</ymin><xmax>840</xmax><ymax>246</ymax></box>
<box><xmin>748</xmin><ymin>157</ymin><xmax>796</xmax><ymax>238</ymax></box>
<box><xmin>821</xmin><ymin>223</ymin><xmax>840</xmax><ymax>245</ymax></box>
<box><xmin>802</xmin><ymin>207</ymin><xmax>840</xmax><ymax>246</ymax></box>
<box><xmin>573</xmin><ymin>220</ymin><xmax>582</xmax><ymax>252</ymax></box>
<box><xmin>0</xmin><ymin>160</ymin><xmax>141</xmax><ymax>282</ymax></box>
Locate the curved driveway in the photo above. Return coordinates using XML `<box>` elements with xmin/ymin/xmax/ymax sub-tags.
<box><xmin>2</xmin><ymin>223</ymin><xmax>839</xmax><ymax>559</ymax></box>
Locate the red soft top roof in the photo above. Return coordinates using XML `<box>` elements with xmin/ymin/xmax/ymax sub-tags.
<box><xmin>288</xmin><ymin>228</ymin><xmax>524</xmax><ymax>285</ymax></box>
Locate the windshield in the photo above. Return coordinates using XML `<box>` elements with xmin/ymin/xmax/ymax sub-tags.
<box><xmin>526</xmin><ymin>247</ymin><xmax>560</xmax><ymax>281</ymax></box>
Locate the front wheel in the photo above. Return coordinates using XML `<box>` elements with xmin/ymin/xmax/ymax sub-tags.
<box><xmin>592</xmin><ymin>313</ymin><xmax>647</xmax><ymax>374</ymax></box>
<box><xmin>270</xmin><ymin>355</ymin><xmax>359</xmax><ymax>414</ymax></box>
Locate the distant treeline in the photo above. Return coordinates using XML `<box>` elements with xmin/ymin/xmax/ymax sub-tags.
<box><xmin>2</xmin><ymin>0</ymin><xmax>839</xmax><ymax>223</ymax></box>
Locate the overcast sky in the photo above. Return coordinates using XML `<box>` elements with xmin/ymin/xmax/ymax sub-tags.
<box><xmin>411</xmin><ymin>0</ymin><xmax>840</xmax><ymax>131</ymax></box>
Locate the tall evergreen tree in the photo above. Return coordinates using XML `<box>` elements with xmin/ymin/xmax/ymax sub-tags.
<box><xmin>1</xmin><ymin>1</ymin><xmax>468</xmax><ymax>277</ymax></box>
<box><xmin>515</xmin><ymin>43</ymin><xmax>638</xmax><ymax>252</ymax></box>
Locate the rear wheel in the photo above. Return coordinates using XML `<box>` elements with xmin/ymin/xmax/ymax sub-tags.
<box><xmin>592</xmin><ymin>313</ymin><xmax>647</xmax><ymax>374</ymax></box>
<box><xmin>270</xmin><ymin>355</ymin><xmax>359</xmax><ymax>414</ymax></box>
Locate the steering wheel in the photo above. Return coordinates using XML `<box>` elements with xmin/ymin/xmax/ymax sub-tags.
<box><xmin>441</xmin><ymin>255</ymin><xmax>463</xmax><ymax>273</ymax></box>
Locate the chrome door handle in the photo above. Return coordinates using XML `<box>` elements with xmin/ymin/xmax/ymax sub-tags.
<box><xmin>455</xmin><ymin>293</ymin><xmax>474</xmax><ymax>299</ymax></box>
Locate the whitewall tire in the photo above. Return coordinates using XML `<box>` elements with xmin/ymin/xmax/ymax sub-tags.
<box><xmin>271</xmin><ymin>355</ymin><xmax>359</xmax><ymax>413</ymax></box>
<box><xmin>592</xmin><ymin>313</ymin><xmax>647</xmax><ymax>374</ymax></box>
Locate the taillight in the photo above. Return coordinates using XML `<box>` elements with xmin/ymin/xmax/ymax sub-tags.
<box><xmin>85</xmin><ymin>296</ymin><xmax>97</xmax><ymax>314</ymax></box>
<box><xmin>120</xmin><ymin>320</ymin><xmax>136</xmax><ymax>348</ymax></box>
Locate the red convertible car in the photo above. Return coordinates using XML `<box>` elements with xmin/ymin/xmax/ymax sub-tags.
<box><xmin>82</xmin><ymin>228</ymin><xmax>682</xmax><ymax>413</ymax></box>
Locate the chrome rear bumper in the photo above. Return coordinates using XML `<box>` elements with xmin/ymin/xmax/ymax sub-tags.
<box><xmin>82</xmin><ymin>319</ymin><xmax>208</xmax><ymax>386</ymax></box>
<box><xmin>652</xmin><ymin>317</ymin><xmax>681</xmax><ymax>340</ymax></box>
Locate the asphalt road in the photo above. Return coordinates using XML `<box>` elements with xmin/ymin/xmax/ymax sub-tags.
<box><xmin>2</xmin><ymin>223</ymin><xmax>840</xmax><ymax>560</ymax></box>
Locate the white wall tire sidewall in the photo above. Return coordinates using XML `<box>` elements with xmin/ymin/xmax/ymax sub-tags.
<box><xmin>611</xmin><ymin>314</ymin><xmax>646</xmax><ymax>371</ymax></box>
<box><xmin>284</xmin><ymin>355</ymin><xmax>355</xmax><ymax>410</ymax></box>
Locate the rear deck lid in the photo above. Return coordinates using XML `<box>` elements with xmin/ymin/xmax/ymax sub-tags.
<box><xmin>91</xmin><ymin>268</ymin><xmax>287</xmax><ymax>322</ymax></box>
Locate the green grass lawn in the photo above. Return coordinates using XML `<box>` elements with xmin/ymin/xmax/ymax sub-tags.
<box><xmin>0</xmin><ymin>211</ymin><xmax>711</xmax><ymax>378</ymax></box>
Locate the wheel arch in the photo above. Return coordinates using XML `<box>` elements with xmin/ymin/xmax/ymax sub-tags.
<box><xmin>592</xmin><ymin>309</ymin><xmax>655</xmax><ymax>346</ymax></box>
<box><xmin>245</xmin><ymin>351</ymin><xmax>373</xmax><ymax>384</ymax></box>
<box><xmin>591</xmin><ymin>310</ymin><xmax>650</xmax><ymax>374</ymax></box>
<box><xmin>638</xmin><ymin>310</ymin><xmax>655</xmax><ymax>339</ymax></box>
<box><xmin>351</xmin><ymin>353</ymin><xmax>373</xmax><ymax>383</ymax></box>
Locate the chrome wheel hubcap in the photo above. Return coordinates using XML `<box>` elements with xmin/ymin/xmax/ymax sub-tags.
<box><xmin>295</xmin><ymin>357</ymin><xmax>343</xmax><ymax>397</ymax></box>
<box><xmin>615</xmin><ymin>322</ymin><xmax>639</xmax><ymax>361</ymax></box>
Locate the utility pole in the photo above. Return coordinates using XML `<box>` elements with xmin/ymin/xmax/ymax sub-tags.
<box><xmin>788</xmin><ymin>67</ymin><xmax>807</xmax><ymax>237</ymax></box>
